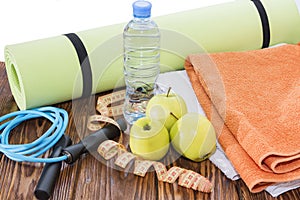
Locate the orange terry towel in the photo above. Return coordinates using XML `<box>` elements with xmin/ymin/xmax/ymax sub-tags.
<box><xmin>184</xmin><ymin>44</ymin><xmax>300</xmax><ymax>193</ymax></box>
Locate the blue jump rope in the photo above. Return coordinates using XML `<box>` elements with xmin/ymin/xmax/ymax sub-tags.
<box><xmin>0</xmin><ymin>107</ymin><xmax>69</xmax><ymax>163</ymax></box>
<box><xmin>0</xmin><ymin>106</ymin><xmax>127</xmax><ymax>200</ymax></box>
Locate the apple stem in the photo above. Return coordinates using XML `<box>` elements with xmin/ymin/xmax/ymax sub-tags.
<box><xmin>166</xmin><ymin>87</ymin><xmax>172</xmax><ymax>97</ymax></box>
<box><xmin>143</xmin><ymin>124</ymin><xmax>151</xmax><ymax>131</ymax></box>
<box><xmin>170</xmin><ymin>112</ymin><xmax>179</xmax><ymax>120</ymax></box>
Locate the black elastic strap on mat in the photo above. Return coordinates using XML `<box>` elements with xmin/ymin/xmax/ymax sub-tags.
<box><xmin>64</xmin><ymin>33</ymin><xmax>92</xmax><ymax>98</ymax></box>
<box><xmin>251</xmin><ymin>0</ymin><xmax>270</xmax><ymax>48</ymax></box>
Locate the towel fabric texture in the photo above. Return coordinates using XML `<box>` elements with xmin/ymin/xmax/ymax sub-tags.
<box><xmin>184</xmin><ymin>43</ymin><xmax>300</xmax><ymax>192</ymax></box>
<box><xmin>156</xmin><ymin>70</ymin><xmax>300</xmax><ymax>196</ymax></box>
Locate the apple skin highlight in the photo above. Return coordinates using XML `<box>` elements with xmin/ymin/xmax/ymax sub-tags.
<box><xmin>170</xmin><ymin>113</ymin><xmax>217</xmax><ymax>162</ymax></box>
<box><xmin>129</xmin><ymin>117</ymin><xmax>170</xmax><ymax>161</ymax></box>
<box><xmin>146</xmin><ymin>93</ymin><xmax>187</xmax><ymax>131</ymax></box>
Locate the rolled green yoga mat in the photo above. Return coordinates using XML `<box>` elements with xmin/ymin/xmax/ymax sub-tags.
<box><xmin>4</xmin><ymin>0</ymin><xmax>300</xmax><ymax>110</ymax></box>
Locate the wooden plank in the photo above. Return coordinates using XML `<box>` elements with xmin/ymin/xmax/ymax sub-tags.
<box><xmin>0</xmin><ymin>62</ymin><xmax>300</xmax><ymax>200</ymax></box>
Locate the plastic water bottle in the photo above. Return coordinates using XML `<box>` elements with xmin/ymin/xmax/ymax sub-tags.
<box><xmin>123</xmin><ymin>0</ymin><xmax>160</xmax><ymax>124</ymax></box>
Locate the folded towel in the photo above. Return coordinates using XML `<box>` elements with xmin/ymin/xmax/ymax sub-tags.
<box><xmin>184</xmin><ymin>43</ymin><xmax>300</xmax><ymax>192</ymax></box>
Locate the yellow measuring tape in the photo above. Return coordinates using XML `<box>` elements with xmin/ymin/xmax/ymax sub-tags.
<box><xmin>87</xmin><ymin>90</ymin><xmax>125</xmax><ymax>131</ymax></box>
<box><xmin>87</xmin><ymin>90</ymin><xmax>213</xmax><ymax>193</ymax></box>
<box><xmin>98</xmin><ymin>140</ymin><xmax>213</xmax><ymax>193</ymax></box>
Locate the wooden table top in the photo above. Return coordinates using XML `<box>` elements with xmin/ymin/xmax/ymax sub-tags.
<box><xmin>0</xmin><ymin>61</ymin><xmax>299</xmax><ymax>200</ymax></box>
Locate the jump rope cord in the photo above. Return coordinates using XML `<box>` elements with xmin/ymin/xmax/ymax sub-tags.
<box><xmin>0</xmin><ymin>107</ymin><xmax>68</xmax><ymax>163</ymax></box>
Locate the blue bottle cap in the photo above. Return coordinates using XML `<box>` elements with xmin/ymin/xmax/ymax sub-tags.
<box><xmin>132</xmin><ymin>1</ymin><xmax>152</xmax><ymax>18</ymax></box>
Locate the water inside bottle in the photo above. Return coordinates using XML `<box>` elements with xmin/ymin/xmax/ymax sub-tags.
<box><xmin>123</xmin><ymin>83</ymin><xmax>166</xmax><ymax>124</ymax></box>
<box><xmin>123</xmin><ymin>21</ymin><xmax>160</xmax><ymax>124</ymax></box>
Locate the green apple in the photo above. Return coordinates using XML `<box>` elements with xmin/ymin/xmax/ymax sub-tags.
<box><xmin>170</xmin><ymin>113</ymin><xmax>216</xmax><ymax>162</ymax></box>
<box><xmin>129</xmin><ymin>117</ymin><xmax>170</xmax><ymax>160</ymax></box>
<box><xmin>146</xmin><ymin>89</ymin><xmax>187</xmax><ymax>131</ymax></box>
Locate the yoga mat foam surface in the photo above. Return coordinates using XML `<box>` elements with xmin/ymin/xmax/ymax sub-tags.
<box><xmin>4</xmin><ymin>0</ymin><xmax>300</xmax><ymax>110</ymax></box>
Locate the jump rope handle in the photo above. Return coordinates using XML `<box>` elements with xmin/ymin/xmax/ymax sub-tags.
<box><xmin>34</xmin><ymin>118</ymin><xmax>127</xmax><ymax>200</ymax></box>
<box><xmin>62</xmin><ymin>118</ymin><xmax>127</xmax><ymax>164</ymax></box>
<box><xmin>34</xmin><ymin>134</ymin><xmax>72</xmax><ymax>200</ymax></box>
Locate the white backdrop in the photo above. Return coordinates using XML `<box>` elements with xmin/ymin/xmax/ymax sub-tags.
<box><xmin>0</xmin><ymin>0</ymin><xmax>231</xmax><ymax>61</ymax></box>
